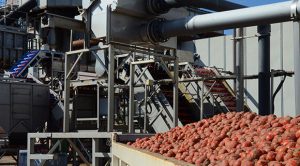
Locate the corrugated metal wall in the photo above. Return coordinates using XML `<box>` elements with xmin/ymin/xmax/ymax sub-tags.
<box><xmin>195</xmin><ymin>22</ymin><xmax>296</xmax><ymax>117</ymax></box>
<box><xmin>0</xmin><ymin>82</ymin><xmax>49</xmax><ymax>135</ymax></box>
<box><xmin>0</xmin><ymin>26</ymin><xmax>27</xmax><ymax>71</ymax></box>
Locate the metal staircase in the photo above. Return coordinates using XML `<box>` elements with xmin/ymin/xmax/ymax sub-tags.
<box><xmin>133</xmin><ymin>65</ymin><xmax>183</xmax><ymax>132</ymax></box>
<box><xmin>9</xmin><ymin>50</ymin><xmax>45</xmax><ymax>78</ymax></box>
<box><xmin>148</xmin><ymin>65</ymin><xmax>198</xmax><ymax>125</ymax></box>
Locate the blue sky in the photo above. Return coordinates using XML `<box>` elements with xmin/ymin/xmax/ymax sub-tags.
<box><xmin>228</xmin><ymin>0</ymin><xmax>288</xmax><ymax>6</ymax></box>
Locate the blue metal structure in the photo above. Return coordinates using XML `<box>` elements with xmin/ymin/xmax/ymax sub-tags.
<box><xmin>9</xmin><ymin>50</ymin><xmax>40</xmax><ymax>77</ymax></box>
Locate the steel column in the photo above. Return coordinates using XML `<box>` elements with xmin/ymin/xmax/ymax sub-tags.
<box><xmin>129</xmin><ymin>62</ymin><xmax>135</xmax><ymax>133</ymax></box>
<box><xmin>200</xmin><ymin>80</ymin><xmax>204</xmax><ymax>120</ymax></box>
<box><xmin>235</xmin><ymin>28</ymin><xmax>245</xmax><ymax>112</ymax></box>
<box><xmin>92</xmin><ymin>138</ymin><xmax>99</xmax><ymax>166</ymax></box>
<box><xmin>294</xmin><ymin>21</ymin><xmax>300</xmax><ymax>116</ymax></box>
<box><xmin>173</xmin><ymin>52</ymin><xmax>179</xmax><ymax>127</ymax></box>
<box><xmin>144</xmin><ymin>85</ymin><xmax>148</xmax><ymax>133</ymax></box>
<box><xmin>108</xmin><ymin>45</ymin><xmax>115</xmax><ymax>132</ymax></box>
<box><xmin>258</xmin><ymin>25</ymin><xmax>271</xmax><ymax>115</ymax></box>
<box><xmin>97</xmin><ymin>83</ymin><xmax>100</xmax><ymax>130</ymax></box>
<box><xmin>27</xmin><ymin>137</ymin><xmax>34</xmax><ymax>166</ymax></box>
<box><xmin>63</xmin><ymin>53</ymin><xmax>71</xmax><ymax>132</ymax></box>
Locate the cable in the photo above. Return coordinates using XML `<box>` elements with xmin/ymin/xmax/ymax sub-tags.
<box><xmin>272</xmin><ymin>74</ymin><xmax>287</xmax><ymax>114</ymax></box>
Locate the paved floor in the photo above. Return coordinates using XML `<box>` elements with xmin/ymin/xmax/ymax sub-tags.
<box><xmin>0</xmin><ymin>156</ymin><xmax>17</xmax><ymax>165</ymax></box>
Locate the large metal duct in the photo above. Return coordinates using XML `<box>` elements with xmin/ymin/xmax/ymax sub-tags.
<box><xmin>147</xmin><ymin>0</ymin><xmax>245</xmax><ymax>15</ymax></box>
<box><xmin>141</xmin><ymin>1</ymin><xmax>299</xmax><ymax>43</ymax></box>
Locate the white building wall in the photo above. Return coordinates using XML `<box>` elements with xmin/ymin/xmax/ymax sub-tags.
<box><xmin>194</xmin><ymin>22</ymin><xmax>296</xmax><ymax>117</ymax></box>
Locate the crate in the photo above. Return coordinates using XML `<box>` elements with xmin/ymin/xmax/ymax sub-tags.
<box><xmin>111</xmin><ymin>134</ymin><xmax>194</xmax><ymax>166</ymax></box>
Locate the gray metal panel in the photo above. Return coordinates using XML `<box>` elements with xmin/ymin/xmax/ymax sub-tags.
<box><xmin>11</xmin><ymin>84</ymin><xmax>32</xmax><ymax>133</ymax></box>
<box><xmin>195</xmin><ymin>21</ymin><xmax>297</xmax><ymax>117</ymax></box>
<box><xmin>282</xmin><ymin>22</ymin><xmax>296</xmax><ymax>117</ymax></box>
<box><xmin>210</xmin><ymin>37</ymin><xmax>225</xmax><ymax>69</ymax></box>
<box><xmin>0</xmin><ymin>83</ymin><xmax>11</xmax><ymax>133</ymax></box>
<box><xmin>0</xmin><ymin>27</ymin><xmax>27</xmax><ymax>69</ymax></box>
<box><xmin>32</xmin><ymin>85</ymin><xmax>49</xmax><ymax>132</ymax></box>
<box><xmin>0</xmin><ymin>82</ymin><xmax>49</xmax><ymax>135</ymax></box>
<box><xmin>33</xmin><ymin>85</ymin><xmax>49</xmax><ymax>106</ymax></box>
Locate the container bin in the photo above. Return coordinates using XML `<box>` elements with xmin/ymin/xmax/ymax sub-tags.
<box><xmin>111</xmin><ymin>134</ymin><xmax>194</xmax><ymax>166</ymax></box>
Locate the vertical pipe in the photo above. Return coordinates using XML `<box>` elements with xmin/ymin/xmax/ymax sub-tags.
<box><xmin>235</xmin><ymin>28</ymin><xmax>245</xmax><ymax>112</ymax></box>
<box><xmin>173</xmin><ymin>51</ymin><xmax>179</xmax><ymax>127</ymax></box>
<box><xmin>129</xmin><ymin>63</ymin><xmax>135</xmax><ymax>133</ymax></box>
<box><xmin>258</xmin><ymin>25</ymin><xmax>271</xmax><ymax>115</ymax></box>
<box><xmin>108</xmin><ymin>45</ymin><xmax>115</xmax><ymax>132</ymax></box>
<box><xmin>293</xmin><ymin>21</ymin><xmax>300</xmax><ymax>116</ymax></box>
<box><xmin>144</xmin><ymin>85</ymin><xmax>148</xmax><ymax>133</ymax></box>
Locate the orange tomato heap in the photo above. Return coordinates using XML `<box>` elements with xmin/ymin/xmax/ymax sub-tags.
<box><xmin>128</xmin><ymin>112</ymin><xmax>300</xmax><ymax>166</ymax></box>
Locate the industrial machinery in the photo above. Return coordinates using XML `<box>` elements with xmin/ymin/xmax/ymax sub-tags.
<box><xmin>0</xmin><ymin>0</ymin><xmax>299</xmax><ymax>165</ymax></box>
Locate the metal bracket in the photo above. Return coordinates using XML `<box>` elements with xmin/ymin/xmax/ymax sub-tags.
<box><xmin>291</xmin><ymin>0</ymin><xmax>299</xmax><ymax>20</ymax></box>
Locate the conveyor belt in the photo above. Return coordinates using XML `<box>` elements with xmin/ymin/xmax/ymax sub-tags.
<box><xmin>9</xmin><ymin>50</ymin><xmax>40</xmax><ymax>78</ymax></box>
<box><xmin>195</xmin><ymin>67</ymin><xmax>251</xmax><ymax>112</ymax></box>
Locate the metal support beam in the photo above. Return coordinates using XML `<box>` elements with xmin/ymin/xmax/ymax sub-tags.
<box><xmin>92</xmin><ymin>51</ymin><xmax>108</xmax><ymax>74</ymax></box>
<box><xmin>258</xmin><ymin>25</ymin><xmax>271</xmax><ymax>115</ymax></box>
<box><xmin>97</xmin><ymin>83</ymin><xmax>100</xmax><ymax>130</ymax></box>
<box><xmin>200</xmin><ymin>81</ymin><xmax>204</xmax><ymax>120</ymax></box>
<box><xmin>64</xmin><ymin>53</ymin><xmax>71</xmax><ymax>132</ymax></box>
<box><xmin>40</xmin><ymin>140</ymin><xmax>61</xmax><ymax>166</ymax></box>
<box><xmin>108</xmin><ymin>45</ymin><xmax>115</xmax><ymax>132</ymax></box>
<box><xmin>67</xmin><ymin>139</ymin><xmax>90</xmax><ymax>165</ymax></box>
<box><xmin>92</xmin><ymin>139</ymin><xmax>99</xmax><ymax>166</ymax></box>
<box><xmin>173</xmin><ymin>53</ymin><xmax>179</xmax><ymax>127</ymax></box>
<box><xmin>66</xmin><ymin>52</ymin><xmax>84</xmax><ymax>79</ymax></box>
<box><xmin>294</xmin><ymin>21</ymin><xmax>300</xmax><ymax>116</ymax></box>
<box><xmin>27</xmin><ymin>137</ymin><xmax>34</xmax><ymax>166</ymax></box>
<box><xmin>235</xmin><ymin>28</ymin><xmax>245</xmax><ymax>112</ymax></box>
<box><xmin>144</xmin><ymin>84</ymin><xmax>148</xmax><ymax>133</ymax></box>
<box><xmin>129</xmin><ymin>62</ymin><xmax>135</xmax><ymax>133</ymax></box>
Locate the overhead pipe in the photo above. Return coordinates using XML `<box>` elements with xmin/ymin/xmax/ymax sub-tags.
<box><xmin>72</xmin><ymin>38</ymin><xmax>101</xmax><ymax>49</ymax></box>
<box><xmin>146</xmin><ymin>0</ymin><xmax>246</xmax><ymax>15</ymax></box>
<box><xmin>140</xmin><ymin>1</ymin><xmax>299</xmax><ymax>43</ymax></box>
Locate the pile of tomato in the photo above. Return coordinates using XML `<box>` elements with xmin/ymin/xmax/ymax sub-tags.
<box><xmin>129</xmin><ymin>112</ymin><xmax>300</xmax><ymax>166</ymax></box>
